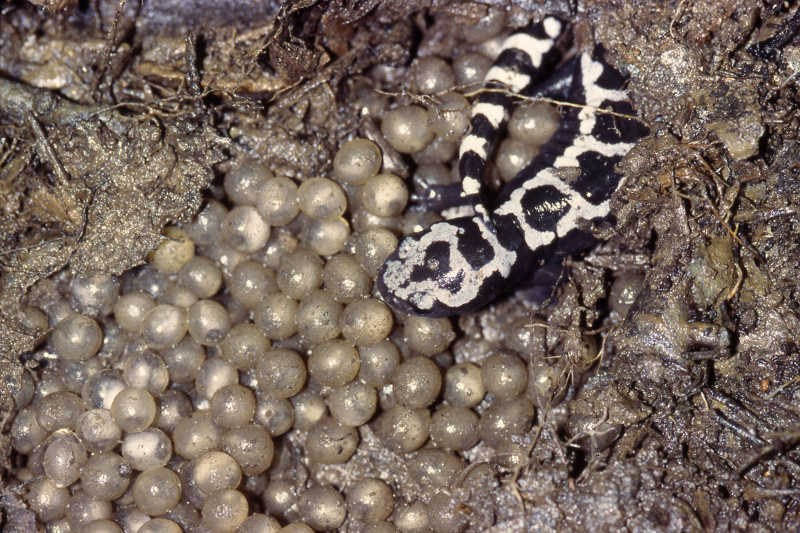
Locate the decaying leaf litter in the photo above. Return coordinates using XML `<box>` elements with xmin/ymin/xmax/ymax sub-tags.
<box><xmin>2</xmin><ymin>0</ymin><xmax>800</xmax><ymax>530</ymax></box>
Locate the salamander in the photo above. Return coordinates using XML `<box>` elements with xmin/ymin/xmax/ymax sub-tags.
<box><xmin>378</xmin><ymin>16</ymin><xmax>649</xmax><ymax>318</ymax></box>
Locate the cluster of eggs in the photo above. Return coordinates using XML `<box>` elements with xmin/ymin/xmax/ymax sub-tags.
<box><xmin>0</xmin><ymin>8</ymin><xmax>642</xmax><ymax>533</ymax></box>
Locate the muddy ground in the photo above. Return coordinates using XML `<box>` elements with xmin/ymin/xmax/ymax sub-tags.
<box><xmin>2</xmin><ymin>0</ymin><xmax>800</xmax><ymax>531</ymax></box>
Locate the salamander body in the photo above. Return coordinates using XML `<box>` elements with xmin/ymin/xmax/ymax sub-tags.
<box><xmin>378</xmin><ymin>17</ymin><xmax>649</xmax><ymax>317</ymax></box>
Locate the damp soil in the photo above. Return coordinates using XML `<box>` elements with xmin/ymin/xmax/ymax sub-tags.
<box><xmin>3</xmin><ymin>0</ymin><xmax>800</xmax><ymax>531</ymax></box>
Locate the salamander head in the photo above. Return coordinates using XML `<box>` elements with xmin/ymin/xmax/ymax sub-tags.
<box><xmin>377</xmin><ymin>216</ymin><xmax>517</xmax><ymax>317</ymax></box>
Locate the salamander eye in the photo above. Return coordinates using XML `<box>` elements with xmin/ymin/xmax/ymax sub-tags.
<box><xmin>440</xmin><ymin>269</ymin><xmax>466</xmax><ymax>293</ymax></box>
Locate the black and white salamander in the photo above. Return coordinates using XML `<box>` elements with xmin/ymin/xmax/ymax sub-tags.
<box><xmin>377</xmin><ymin>16</ymin><xmax>650</xmax><ymax>318</ymax></box>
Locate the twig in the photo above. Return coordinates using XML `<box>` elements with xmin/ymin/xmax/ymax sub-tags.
<box><xmin>92</xmin><ymin>0</ymin><xmax>128</xmax><ymax>95</ymax></box>
<box><xmin>669</xmin><ymin>0</ymin><xmax>691</xmax><ymax>40</ymax></box>
<box><xmin>24</xmin><ymin>111</ymin><xmax>68</xmax><ymax>187</ymax></box>
<box><xmin>185</xmin><ymin>34</ymin><xmax>203</xmax><ymax>99</ymax></box>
